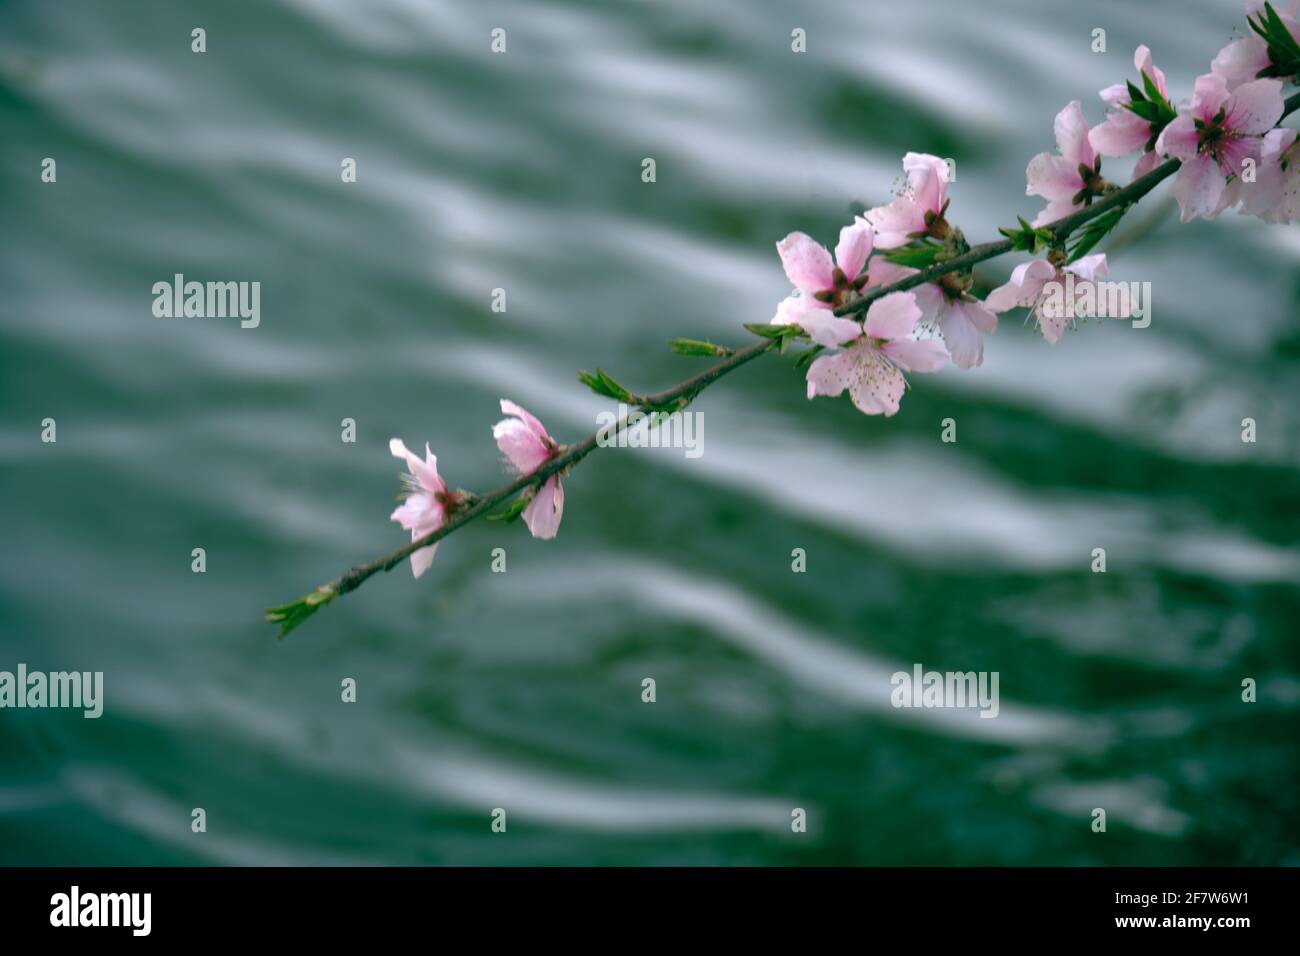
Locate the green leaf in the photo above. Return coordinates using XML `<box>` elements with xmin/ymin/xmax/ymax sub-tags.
<box><xmin>1250</xmin><ymin>3</ymin><xmax>1300</xmax><ymax>72</ymax></box>
<box><xmin>577</xmin><ymin>368</ymin><xmax>635</xmax><ymax>403</ymax></box>
<box><xmin>486</xmin><ymin>495</ymin><xmax>530</xmax><ymax>523</ymax></box>
<box><xmin>1266</xmin><ymin>3</ymin><xmax>1300</xmax><ymax>57</ymax></box>
<box><xmin>1248</xmin><ymin>8</ymin><xmax>1271</xmax><ymax>42</ymax></box>
<box><xmin>794</xmin><ymin>345</ymin><xmax>825</xmax><ymax>370</ymax></box>
<box><xmin>884</xmin><ymin>242</ymin><xmax>944</xmax><ymax>268</ymax></box>
<box><xmin>1067</xmin><ymin>204</ymin><xmax>1128</xmax><ymax>262</ymax></box>
<box><xmin>667</xmin><ymin>337</ymin><xmax>733</xmax><ymax>357</ymax></box>
<box><xmin>265</xmin><ymin>585</ymin><xmax>338</xmax><ymax>638</ymax></box>
<box><xmin>1124</xmin><ymin>99</ymin><xmax>1164</xmax><ymax>123</ymax></box>
<box><xmin>744</xmin><ymin>322</ymin><xmax>802</xmax><ymax>341</ymax></box>
<box><xmin>1140</xmin><ymin>69</ymin><xmax>1164</xmax><ymax>106</ymax></box>
<box><xmin>998</xmin><ymin>216</ymin><xmax>1055</xmax><ymax>254</ymax></box>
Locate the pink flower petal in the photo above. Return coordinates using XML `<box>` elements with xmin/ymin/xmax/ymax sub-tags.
<box><xmin>1154</xmin><ymin>114</ymin><xmax>1199</xmax><ymax>162</ymax></box>
<box><xmin>1212</xmin><ymin>36</ymin><xmax>1271</xmax><ymax>91</ymax></box>
<box><xmin>493</xmin><ymin>417</ymin><xmax>549</xmax><ymax>473</ymax></box>
<box><xmin>1089</xmin><ymin>110</ymin><xmax>1150</xmax><ymax>158</ymax></box>
<box><xmin>1099</xmin><ymin>82</ymin><xmax>1129</xmax><ymax>108</ymax></box>
<box><xmin>522</xmin><ymin>476</ymin><xmax>564</xmax><ymax>539</ymax></box>
<box><xmin>1034</xmin><ymin>298</ymin><xmax>1071</xmax><ymax>345</ymax></box>
<box><xmin>834</xmin><ymin>218</ymin><xmax>875</xmax><ymax>279</ymax></box>
<box><xmin>864</xmin><ymin>197</ymin><xmax>924</xmax><ymax>249</ymax></box>
<box><xmin>881</xmin><ymin>337</ymin><xmax>950</xmax><ymax>373</ymax></box>
<box><xmin>908</xmin><ymin>281</ymin><xmax>945</xmax><ymax>326</ymax></box>
<box><xmin>777</xmin><ymin>232</ymin><xmax>835</xmax><ymax>294</ymax></box>
<box><xmin>499</xmin><ymin>399</ymin><xmax>548</xmax><ymax>442</ymax></box>
<box><xmin>1054</xmin><ymin>100</ymin><xmax>1097</xmax><ymax>169</ymax></box>
<box><xmin>961</xmin><ymin>298</ymin><xmax>998</xmax><ymax>334</ymax></box>
<box><xmin>903</xmin><ymin>152</ymin><xmax>950</xmax><ymax>215</ymax></box>
<box><xmin>984</xmin><ymin>259</ymin><xmax>1056</xmax><ymax>313</ymax></box>
<box><xmin>389</xmin><ymin>438</ymin><xmax>444</xmax><ymax>495</ymax></box>
<box><xmin>1134</xmin><ymin>45</ymin><xmax>1168</xmax><ymax>98</ymax></box>
<box><xmin>1236</xmin><ymin>128</ymin><xmax>1298</xmax><ymax>218</ymax></box>
<box><xmin>390</xmin><ymin>492</ymin><xmax>441</xmax><ymax>533</ymax></box>
<box><xmin>937</xmin><ymin>302</ymin><xmax>985</xmax><ymax>370</ymax></box>
<box><xmin>1169</xmin><ymin>153</ymin><xmax>1227</xmax><ymax>222</ymax></box>
<box><xmin>1031</xmin><ymin>196</ymin><xmax>1079</xmax><ymax>228</ymax></box>
<box><xmin>1132</xmin><ymin>150</ymin><xmax>1161</xmax><ymax>181</ymax></box>
<box><xmin>409</xmin><ymin>542</ymin><xmax>438</xmax><ymax>579</ymax></box>
<box><xmin>771</xmin><ymin>294</ymin><xmax>810</xmax><ymax>327</ymax></box>
<box><xmin>796</xmin><ymin>307</ymin><xmax>865</xmax><ymax>348</ymax></box>
<box><xmin>863</xmin><ymin>291</ymin><xmax>922</xmax><ymax>341</ymax></box>
<box><xmin>805</xmin><ymin>348</ymin><xmax>856</xmax><ymax>401</ymax></box>
<box><xmin>1064</xmin><ymin>253</ymin><xmax>1108</xmax><ymax>283</ymax></box>
<box><xmin>1190</xmin><ymin>73</ymin><xmax>1231</xmax><ymax>124</ymax></box>
<box><xmin>1225</xmin><ymin>78</ymin><xmax>1285</xmax><ymax>136</ymax></box>
<box><xmin>864</xmin><ymin>257</ymin><xmax>919</xmax><ymax>289</ymax></box>
<box><xmin>1026</xmin><ymin>153</ymin><xmax>1083</xmax><ymax>201</ymax></box>
<box><xmin>805</xmin><ymin>339</ymin><xmax>926</xmax><ymax>416</ymax></box>
<box><xmin>847</xmin><ymin>347</ymin><xmax>907</xmax><ymax>417</ymax></box>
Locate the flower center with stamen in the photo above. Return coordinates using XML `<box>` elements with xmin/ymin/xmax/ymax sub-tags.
<box><xmin>923</xmin><ymin>199</ymin><xmax>953</xmax><ymax>239</ymax></box>
<box><xmin>813</xmin><ymin>266</ymin><xmax>870</xmax><ymax>309</ymax></box>
<box><xmin>1071</xmin><ymin>157</ymin><xmax>1108</xmax><ymax>207</ymax></box>
<box><xmin>435</xmin><ymin>488</ymin><xmax>466</xmax><ymax>513</ymax></box>
<box><xmin>1194</xmin><ymin>108</ymin><xmax>1233</xmax><ymax>164</ymax></box>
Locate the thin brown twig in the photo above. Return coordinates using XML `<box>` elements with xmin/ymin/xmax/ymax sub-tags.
<box><xmin>267</xmin><ymin>91</ymin><xmax>1300</xmax><ymax>635</ymax></box>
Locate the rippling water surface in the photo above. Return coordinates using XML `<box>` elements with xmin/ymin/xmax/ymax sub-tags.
<box><xmin>2</xmin><ymin>0</ymin><xmax>1298</xmax><ymax>865</ymax></box>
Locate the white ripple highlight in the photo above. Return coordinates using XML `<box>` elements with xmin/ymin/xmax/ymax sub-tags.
<box><xmin>497</xmin><ymin>559</ymin><xmax>1104</xmax><ymax>750</ymax></box>
<box><xmin>108</xmin><ymin>679</ymin><xmax>799</xmax><ymax>837</ymax></box>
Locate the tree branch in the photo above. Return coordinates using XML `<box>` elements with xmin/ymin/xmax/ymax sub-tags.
<box><xmin>266</xmin><ymin>89</ymin><xmax>1300</xmax><ymax>636</ymax></box>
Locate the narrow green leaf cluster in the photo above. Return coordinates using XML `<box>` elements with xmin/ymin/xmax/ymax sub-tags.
<box><xmin>883</xmin><ymin>241</ymin><xmax>946</xmax><ymax>268</ymax></box>
<box><xmin>265</xmin><ymin>585</ymin><xmax>338</xmax><ymax>638</ymax></box>
<box><xmin>667</xmin><ymin>337</ymin><xmax>734</xmax><ymax>357</ymax></box>
<box><xmin>794</xmin><ymin>344</ymin><xmax>825</xmax><ymax>370</ymax></box>
<box><xmin>577</xmin><ymin>368</ymin><xmax>636</xmax><ymax>403</ymax></box>
<box><xmin>743</xmin><ymin>322</ymin><xmax>803</xmax><ymax>342</ymax></box>
<box><xmin>1067</xmin><ymin>204</ymin><xmax>1129</xmax><ymax>261</ymax></box>
<box><xmin>998</xmin><ymin>216</ymin><xmax>1057</xmax><ymax>254</ymax></box>
<box><xmin>487</xmin><ymin>495</ymin><xmax>530</xmax><ymax>523</ymax></box>
<box><xmin>1250</xmin><ymin>2</ymin><xmax>1300</xmax><ymax>79</ymax></box>
<box><xmin>1123</xmin><ymin>70</ymin><xmax>1178</xmax><ymax>151</ymax></box>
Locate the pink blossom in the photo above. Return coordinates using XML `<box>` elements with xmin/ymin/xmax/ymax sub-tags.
<box><xmin>774</xmin><ymin>219</ymin><xmax>875</xmax><ymax>316</ymax></box>
<box><xmin>863</xmin><ymin>153</ymin><xmax>954</xmax><ymax>249</ymax></box>
<box><xmin>984</xmin><ymin>254</ymin><xmax>1112</xmax><ymax>345</ymax></box>
<box><xmin>1256</xmin><ymin>127</ymin><xmax>1300</xmax><ymax>222</ymax></box>
<box><xmin>773</xmin><ymin>294</ymin><xmax>865</xmax><ymax>349</ymax></box>
<box><xmin>771</xmin><ymin>219</ymin><xmax>878</xmax><ymax>345</ymax></box>
<box><xmin>773</xmin><ymin>221</ymin><xmax>988</xmax><ymax>369</ymax></box>
<box><xmin>1213</xmin><ymin>1</ymin><xmax>1300</xmax><ymax>90</ymax></box>
<box><xmin>390</xmin><ymin>437</ymin><xmax>457</xmax><ymax>578</ymax></box>
<box><xmin>1089</xmin><ymin>45</ymin><xmax>1171</xmax><ymax>181</ymax></box>
<box><xmin>1155</xmin><ymin>73</ymin><xmax>1285</xmax><ymax>222</ymax></box>
<box><xmin>493</xmin><ymin>400</ymin><xmax>565</xmax><ymax>540</ymax></box>
<box><xmin>1026</xmin><ymin>101</ymin><xmax>1106</xmax><ymax>226</ymax></box>
<box><xmin>867</xmin><ymin>258</ymin><xmax>998</xmax><ymax>370</ymax></box>
<box><xmin>1220</xmin><ymin>126</ymin><xmax>1300</xmax><ymax>222</ymax></box>
<box><xmin>805</xmin><ymin>292</ymin><xmax>949</xmax><ymax>417</ymax></box>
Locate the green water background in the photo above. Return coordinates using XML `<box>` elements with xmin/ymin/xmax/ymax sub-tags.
<box><xmin>1</xmin><ymin>0</ymin><xmax>1298</xmax><ymax>865</ymax></box>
